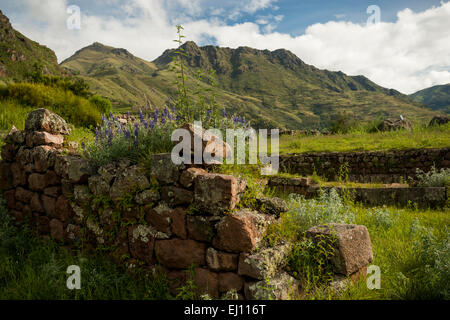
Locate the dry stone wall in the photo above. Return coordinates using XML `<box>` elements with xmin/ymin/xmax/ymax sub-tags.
<box><xmin>0</xmin><ymin>109</ymin><xmax>374</xmax><ymax>300</ymax></box>
<box><xmin>280</xmin><ymin>148</ymin><xmax>450</xmax><ymax>183</ymax></box>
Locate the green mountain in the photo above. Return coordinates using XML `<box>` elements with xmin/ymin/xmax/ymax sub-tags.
<box><xmin>0</xmin><ymin>10</ymin><xmax>61</xmax><ymax>80</ymax></box>
<box><xmin>61</xmin><ymin>41</ymin><xmax>438</xmax><ymax>129</ymax></box>
<box><xmin>409</xmin><ymin>84</ymin><xmax>450</xmax><ymax>114</ymax></box>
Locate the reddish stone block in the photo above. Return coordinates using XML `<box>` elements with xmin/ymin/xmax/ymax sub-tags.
<box><xmin>145</xmin><ymin>204</ymin><xmax>172</xmax><ymax>235</ymax></box>
<box><xmin>206</xmin><ymin>247</ymin><xmax>238</xmax><ymax>272</ymax></box>
<box><xmin>180</xmin><ymin>167</ymin><xmax>206</xmax><ymax>188</ymax></box>
<box><xmin>15</xmin><ymin>187</ymin><xmax>34</xmax><ymax>204</ymax></box>
<box><xmin>213</xmin><ymin>209</ymin><xmax>273</xmax><ymax>253</ymax></box>
<box><xmin>49</xmin><ymin>219</ymin><xmax>64</xmax><ymax>241</ymax></box>
<box><xmin>218</xmin><ymin>272</ymin><xmax>244</xmax><ymax>293</ymax></box>
<box><xmin>30</xmin><ymin>193</ymin><xmax>45</xmax><ymax>213</ymax></box>
<box><xmin>169</xmin><ymin>207</ymin><xmax>187</xmax><ymax>239</ymax></box>
<box><xmin>128</xmin><ymin>225</ymin><xmax>156</xmax><ymax>265</ymax></box>
<box><xmin>155</xmin><ymin>239</ymin><xmax>206</xmax><ymax>269</ymax></box>
<box><xmin>194</xmin><ymin>268</ymin><xmax>219</xmax><ymax>298</ymax></box>
<box><xmin>41</xmin><ymin>195</ymin><xmax>56</xmax><ymax>217</ymax></box>
<box><xmin>194</xmin><ymin>172</ymin><xmax>246</xmax><ymax>214</ymax></box>
<box><xmin>55</xmin><ymin>195</ymin><xmax>72</xmax><ymax>221</ymax></box>
<box><xmin>11</xmin><ymin>162</ymin><xmax>27</xmax><ymax>187</ymax></box>
<box><xmin>28</xmin><ymin>173</ymin><xmax>46</xmax><ymax>191</ymax></box>
<box><xmin>3</xmin><ymin>189</ymin><xmax>16</xmax><ymax>210</ymax></box>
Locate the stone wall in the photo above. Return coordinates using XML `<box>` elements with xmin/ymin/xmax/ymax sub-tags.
<box><xmin>280</xmin><ymin>148</ymin><xmax>450</xmax><ymax>183</ymax></box>
<box><xmin>268</xmin><ymin>177</ymin><xmax>448</xmax><ymax>208</ymax></box>
<box><xmin>0</xmin><ymin>109</ymin><xmax>374</xmax><ymax>300</ymax></box>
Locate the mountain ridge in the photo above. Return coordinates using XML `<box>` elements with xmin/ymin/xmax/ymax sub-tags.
<box><xmin>410</xmin><ymin>84</ymin><xmax>450</xmax><ymax>114</ymax></box>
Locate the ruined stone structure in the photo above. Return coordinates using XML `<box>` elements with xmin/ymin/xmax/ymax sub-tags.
<box><xmin>0</xmin><ymin>109</ymin><xmax>374</xmax><ymax>300</ymax></box>
<box><xmin>280</xmin><ymin>148</ymin><xmax>450</xmax><ymax>183</ymax></box>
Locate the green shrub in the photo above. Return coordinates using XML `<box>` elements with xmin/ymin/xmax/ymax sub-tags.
<box><xmin>0</xmin><ymin>82</ymin><xmax>101</xmax><ymax>128</ymax></box>
<box><xmin>413</xmin><ymin>166</ymin><xmax>450</xmax><ymax>187</ymax></box>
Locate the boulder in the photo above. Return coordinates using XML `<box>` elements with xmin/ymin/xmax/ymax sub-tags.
<box><xmin>377</xmin><ymin>118</ymin><xmax>412</xmax><ymax>132</ymax></box>
<box><xmin>26</xmin><ymin>131</ymin><xmax>63</xmax><ymax>147</ymax></box>
<box><xmin>238</xmin><ymin>243</ymin><xmax>290</xmax><ymax>280</ymax></box>
<box><xmin>212</xmin><ymin>209</ymin><xmax>273</xmax><ymax>253</ymax></box>
<box><xmin>128</xmin><ymin>225</ymin><xmax>157</xmax><ymax>265</ymax></box>
<box><xmin>135</xmin><ymin>189</ymin><xmax>160</xmax><ymax>205</ymax></box>
<box><xmin>148</xmin><ymin>153</ymin><xmax>182</xmax><ymax>185</ymax></box>
<box><xmin>168</xmin><ymin>207</ymin><xmax>187</xmax><ymax>239</ymax></box>
<box><xmin>306</xmin><ymin>223</ymin><xmax>373</xmax><ymax>275</ymax></box>
<box><xmin>187</xmin><ymin>216</ymin><xmax>220</xmax><ymax>242</ymax></box>
<box><xmin>24</xmin><ymin>108</ymin><xmax>71</xmax><ymax>135</ymax></box>
<box><xmin>429</xmin><ymin>115</ymin><xmax>449</xmax><ymax>127</ymax></box>
<box><xmin>194</xmin><ymin>172</ymin><xmax>246</xmax><ymax>214</ymax></box>
<box><xmin>244</xmin><ymin>272</ymin><xmax>301</xmax><ymax>300</ymax></box>
<box><xmin>180</xmin><ymin>167</ymin><xmax>206</xmax><ymax>188</ymax></box>
<box><xmin>110</xmin><ymin>165</ymin><xmax>150</xmax><ymax>201</ymax></box>
<box><xmin>255</xmin><ymin>196</ymin><xmax>289</xmax><ymax>217</ymax></box>
<box><xmin>218</xmin><ymin>272</ymin><xmax>244</xmax><ymax>293</ymax></box>
<box><xmin>193</xmin><ymin>268</ymin><xmax>219</xmax><ymax>298</ymax></box>
<box><xmin>161</xmin><ymin>186</ymin><xmax>193</xmax><ymax>206</ymax></box>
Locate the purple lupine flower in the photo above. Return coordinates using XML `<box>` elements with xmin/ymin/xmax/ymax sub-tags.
<box><xmin>161</xmin><ymin>113</ymin><xmax>166</xmax><ymax>125</ymax></box>
<box><xmin>81</xmin><ymin>142</ymin><xmax>85</xmax><ymax>150</ymax></box>
<box><xmin>154</xmin><ymin>109</ymin><xmax>159</xmax><ymax>123</ymax></box>
<box><xmin>101</xmin><ymin>114</ymin><xmax>106</xmax><ymax>123</ymax></box>
<box><xmin>134</xmin><ymin>138</ymin><xmax>139</xmax><ymax>149</ymax></box>
<box><xmin>95</xmin><ymin>129</ymin><xmax>99</xmax><ymax>141</ymax></box>
<box><xmin>223</xmin><ymin>109</ymin><xmax>227</xmax><ymax>118</ymax></box>
<box><xmin>124</xmin><ymin>129</ymin><xmax>130</xmax><ymax>139</ymax></box>
<box><xmin>143</xmin><ymin>120</ymin><xmax>148</xmax><ymax>129</ymax></box>
<box><xmin>134</xmin><ymin>122</ymin><xmax>139</xmax><ymax>137</ymax></box>
<box><xmin>139</xmin><ymin>109</ymin><xmax>144</xmax><ymax>122</ymax></box>
<box><xmin>109</xmin><ymin>112</ymin><xmax>113</xmax><ymax>119</ymax></box>
<box><xmin>233</xmin><ymin>116</ymin><xmax>237</xmax><ymax>124</ymax></box>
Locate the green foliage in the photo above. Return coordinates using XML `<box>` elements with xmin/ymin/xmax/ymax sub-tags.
<box><xmin>285</xmin><ymin>189</ymin><xmax>355</xmax><ymax>234</ymax></box>
<box><xmin>0</xmin><ymin>82</ymin><xmax>102</xmax><ymax>128</ymax></box>
<box><xmin>89</xmin><ymin>95</ymin><xmax>112</xmax><ymax>114</ymax></box>
<box><xmin>413</xmin><ymin>166</ymin><xmax>450</xmax><ymax>187</ymax></box>
<box><xmin>286</xmin><ymin>236</ymin><xmax>336</xmax><ymax>294</ymax></box>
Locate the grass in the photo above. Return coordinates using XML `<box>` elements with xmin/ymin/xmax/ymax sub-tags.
<box><xmin>0</xmin><ymin>198</ymin><xmax>172</xmax><ymax>300</ymax></box>
<box><xmin>264</xmin><ymin>189</ymin><xmax>450</xmax><ymax>300</ymax></box>
<box><xmin>279</xmin><ymin>123</ymin><xmax>450</xmax><ymax>154</ymax></box>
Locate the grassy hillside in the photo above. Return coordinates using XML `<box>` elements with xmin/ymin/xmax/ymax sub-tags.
<box><xmin>410</xmin><ymin>84</ymin><xmax>450</xmax><ymax>114</ymax></box>
<box><xmin>0</xmin><ymin>10</ymin><xmax>61</xmax><ymax>81</ymax></box>
<box><xmin>62</xmin><ymin>40</ymin><xmax>439</xmax><ymax>129</ymax></box>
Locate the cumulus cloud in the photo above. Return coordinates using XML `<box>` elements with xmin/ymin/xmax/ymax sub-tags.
<box><xmin>5</xmin><ymin>0</ymin><xmax>450</xmax><ymax>94</ymax></box>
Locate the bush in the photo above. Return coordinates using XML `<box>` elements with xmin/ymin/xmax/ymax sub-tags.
<box><xmin>286</xmin><ymin>188</ymin><xmax>355</xmax><ymax>234</ymax></box>
<box><xmin>413</xmin><ymin>166</ymin><xmax>450</xmax><ymax>187</ymax></box>
<box><xmin>89</xmin><ymin>95</ymin><xmax>112</xmax><ymax>115</ymax></box>
<box><xmin>0</xmin><ymin>82</ymin><xmax>102</xmax><ymax>128</ymax></box>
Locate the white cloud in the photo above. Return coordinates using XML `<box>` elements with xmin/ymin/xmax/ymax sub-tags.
<box><xmin>6</xmin><ymin>0</ymin><xmax>450</xmax><ymax>94</ymax></box>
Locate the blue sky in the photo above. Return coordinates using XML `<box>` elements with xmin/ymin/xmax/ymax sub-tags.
<box><xmin>1</xmin><ymin>0</ymin><xmax>449</xmax><ymax>93</ymax></box>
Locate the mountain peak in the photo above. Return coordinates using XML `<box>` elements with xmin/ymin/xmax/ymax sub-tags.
<box><xmin>0</xmin><ymin>10</ymin><xmax>16</xmax><ymax>42</ymax></box>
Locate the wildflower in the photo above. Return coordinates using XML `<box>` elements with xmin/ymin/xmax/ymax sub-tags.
<box><xmin>154</xmin><ymin>109</ymin><xmax>159</xmax><ymax>123</ymax></box>
<box><xmin>223</xmin><ymin>109</ymin><xmax>227</xmax><ymax>118</ymax></box>
<box><xmin>161</xmin><ymin>113</ymin><xmax>166</xmax><ymax>125</ymax></box>
<box><xmin>143</xmin><ymin>120</ymin><xmax>148</xmax><ymax>129</ymax></box>
<box><xmin>134</xmin><ymin>138</ymin><xmax>139</xmax><ymax>149</ymax></box>
<box><xmin>139</xmin><ymin>109</ymin><xmax>144</xmax><ymax>122</ymax></box>
<box><xmin>134</xmin><ymin>122</ymin><xmax>139</xmax><ymax>137</ymax></box>
<box><xmin>81</xmin><ymin>142</ymin><xmax>85</xmax><ymax>150</ymax></box>
<box><xmin>109</xmin><ymin>111</ymin><xmax>113</xmax><ymax>119</ymax></box>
